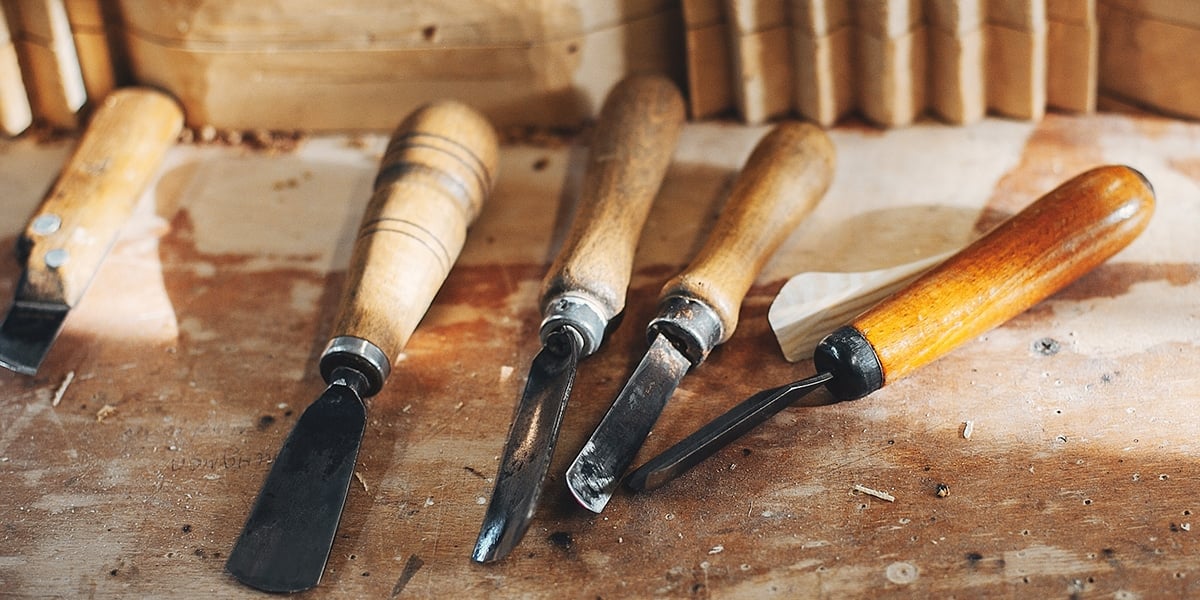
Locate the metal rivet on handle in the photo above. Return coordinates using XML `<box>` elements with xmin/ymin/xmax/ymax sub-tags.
<box><xmin>44</xmin><ymin>249</ymin><xmax>69</xmax><ymax>269</ymax></box>
<box><xmin>31</xmin><ymin>214</ymin><xmax>62</xmax><ymax>236</ymax></box>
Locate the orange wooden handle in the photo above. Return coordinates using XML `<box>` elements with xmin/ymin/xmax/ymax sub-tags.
<box><xmin>817</xmin><ymin>166</ymin><xmax>1155</xmax><ymax>400</ymax></box>
<box><xmin>325</xmin><ymin>101</ymin><xmax>498</xmax><ymax>390</ymax></box>
<box><xmin>660</xmin><ymin>122</ymin><xmax>835</xmax><ymax>343</ymax></box>
<box><xmin>20</xmin><ymin>87</ymin><xmax>182</xmax><ymax>307</ymax></box>
<box><xmin>540</xmin><ymin>75</ymin><xmax>684</xmax><ymax>322</ymax></box>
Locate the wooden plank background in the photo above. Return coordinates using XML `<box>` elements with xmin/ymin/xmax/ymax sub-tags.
<box><xmin>1</xmin><ymin>109</ymin><xmax>1198</xmax><ymax>597</ymax></box>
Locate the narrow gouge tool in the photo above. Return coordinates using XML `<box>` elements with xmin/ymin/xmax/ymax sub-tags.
<box><xmin>626</xmin><ymin>165</ymin><xmax>1155</xmax><ymax>491</ymax></box>
<box><xmin>226</xmin><ymin>101</ymin><xmax>498</xmax><ymax>593</ymax></box>
<box><xmin>0</xmin><ymin>87</ymin><xmax>182</xmax><ymax>375</ymax></box>
<box><xmin>566</xmin><ymin>122</ymin><xmax>836</xmax><ymax>513</ymax></box>
<box><xmin>472</xmin><ymin>75</ymin><xmax>684</xmax><ymax>563</ymax></box>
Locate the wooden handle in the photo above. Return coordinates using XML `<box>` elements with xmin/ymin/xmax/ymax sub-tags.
<box><xmin>660</xmin><ymin>122</ymin><xmax>835</xmax><ymax>342</ymax></box>
<box><xmin>539</xmin><ymin>75</ymin><xmax>684</xmax><ymax>322</ymax></box>
<box><xmin>327</xmin><ymin>101</ymin><xmax>498</xmax><ymax>385</ymax></box>
<box><xmin>817</xmin><ymin>166</ymin><xmax>1155</xmax><ymax>400</ymax></box>
<box><xmin>19</xmin><ymin>86</ymin><xmax>182</xmax><ymax>307</ymax></box>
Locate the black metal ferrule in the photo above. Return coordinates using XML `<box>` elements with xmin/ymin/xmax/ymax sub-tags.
<box><xmin>813</xmin><ymin>326</ymin><xmax>884</xmax><ymax>401</ymax></box>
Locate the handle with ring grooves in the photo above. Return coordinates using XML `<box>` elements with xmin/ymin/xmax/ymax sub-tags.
<box><xmin>321</xmin><ymin>101</ymin><xmax>499</xmax><ymax>395</ymax></box>
<box><xmin>815</xmin><ymin>165</ymin><xmax>1156</xmax><ymax>400</ymax></box>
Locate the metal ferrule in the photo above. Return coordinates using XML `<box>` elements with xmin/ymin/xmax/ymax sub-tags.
<box><xmin>647</xmin><ymin>295</ymin><xmax>723</xmax><ymax>367</ymax></box>
<box><xmin>539</xmin><ymin>293</ymin><xmax>608</xmax><ymax>358</ymax></box>
<box><xmin>319</xmin><ymin>336</ymin><xmax>390</xmax><ymax>398</ymax></box>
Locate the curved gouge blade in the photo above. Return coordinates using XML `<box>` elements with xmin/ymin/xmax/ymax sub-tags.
<box><xmin>632</xmin><ymin>165</ymin><xmax>1155</xmax><ymax>490</ymax></box>
<box><xmin>228</xmin><ymin>101</ymin><xmax>498</xmax><ymax>592</ymax></box>
<box><xmin>567</xmin><ymin>333</ymin><xmax>690</xmax><ymax>512</ymax></box>
<box><xmin>566</xmin><ymin>122</ymin><xmax>835</xmax><ymax>513</ymax></box>
<box><xmin>225</xmin><ymin>372</ymin><xmax>368</xmax><ymax>593</ymax></box>
<box><xmin>473</xmin><ymin>327</ymin><xmax>582</xmax><ymax>563</ymax></box>
<box><xmin>474</xmin><ymin>75</ymin><xmax>683</xmax><ymax>558</ymax></box>
<box><xmin>626</xmin><ymin>372</ymin><xmax>832</xmax><ymax>491</ymax></box>
<box><xmin>0</xmin><ymin>88</ymin><xmax>182</xmax><ymax>374</ymax></box>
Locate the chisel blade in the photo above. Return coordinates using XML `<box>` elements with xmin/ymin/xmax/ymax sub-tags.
<box><xmin>225</xmin><ymin>379</ymin><xmax>367</xmax><ymax>593</ymax></box>
<box><xmin>0</xmin><ymin>292</ymin><xmax>68</xmax><ymax>375</ymax></box>
<box><xmin>473</xmin><ymin>326</ymin><xmax>582</xmax><ymax>563</ymax></box>
<box><xmin>566</xmin><ymin>333</ymin><xmax>690</xmax><ymax>512</ymax></box>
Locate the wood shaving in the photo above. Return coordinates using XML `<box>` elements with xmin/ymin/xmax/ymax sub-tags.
<box><xmin>355</xmin><ymin>471</ymin><xmax>369</xmax><ymax>493</ymax></box>
<box><xmin>962</xmin><ymin>420</ymin><xmax>974</xmax><ymax>439</ymax></box>
<box><xmin>708</xmin><ymin>545</ymin><xmax>724</xmax><ymax>555</ymax></box>
<box><xmin>853</xmin><ymin>484</ymin><xmax>895</xmax><ymax>502</ymax></box>
<box><xmin>51</xmin><ymin>371</ymin><xmax>74</xmax><ymax>407</ymax></box>
<box><xmin>499</xmin><ymin>365</ymin><xmax>514</xmax><ymax>382</ymax></box>
<box><xmin>96</xmin><ymin>404</ymin><xmax>117</xmax><ymax>422</ymax></box>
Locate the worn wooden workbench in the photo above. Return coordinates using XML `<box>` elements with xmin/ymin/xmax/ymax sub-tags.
<box><xmin>1</xmin><ymin>111</ymin><xmax>1198</xmax><ymax>598</ymax></box>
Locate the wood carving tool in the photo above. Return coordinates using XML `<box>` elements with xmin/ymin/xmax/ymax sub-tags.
<box><xmin>0</xmin><ymin>87</ymin><xmax>182</xmax><ymax>375</ymax></box>
<box><xmin>225</xmin><ymin>101</ymin><xmax>498</xmax><ymax>593</ymax></box>
<box><xmin>626</xmin><ymin>165</ymin><xmax>1155</xmax><ymax>491</ymax></box>
<box><xmin>472</xmin><ymin>75</ymin><xmax>684</xmax><ymax>562</ymax></box>
<box><xmin>565</xmin><ymin>122</ymin><xmax>836</xmax><ymax>513</ymax></box>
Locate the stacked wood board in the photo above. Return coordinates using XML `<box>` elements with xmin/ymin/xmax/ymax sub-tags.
<box><xmin>0</xmin><ymin>0</ymin><xmax>1197</xmax><ymax>134</ymax></box>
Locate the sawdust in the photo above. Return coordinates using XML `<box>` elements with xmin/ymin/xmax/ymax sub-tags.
<box><xmin>962</xmin><ymin>420</ymin><xmax>974</xmax><ymax>439</ymax></box>
<box><xmin>852</xmin><ymin>484</ymin><xmax>895</xmax><ymax>502</ymax></box>
<box><xmin>50</xmin><ymin>371</ymin><xmax>74</xmax><ymax>407</ymax></box>
<box><xmin>355</xmin><ymin>471</ymin><xmax>369</xmax><ymax>493</ymax></box>
<box><xmin>95</xmin><ymin>404</ymin><xmax>117</xmax><ymax>422</ymax></box>
<box><xmin>179</xmin><ymin>126</ymin><xmax>308</xmax><ymax>154</ymax></box>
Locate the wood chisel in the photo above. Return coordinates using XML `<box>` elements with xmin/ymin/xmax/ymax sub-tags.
<box><xmin>626</xmin><ymin>165</ymin><xmax>1156</xmax><ymax>491</ymax></box>
<box><xmin>472</xmin><ymin>75</ymin><xmax>684</xmax><ymax>562</ymax></box>
<box><xmin>566</xmin><ymin>122</ymin><xmax>836</xmax><ymax>513</ymax></box>
<box><xmin>0</xmin><ymin>87</ymin><xmax>182</xmax><ymax>375</ymax></box>
<box><xmin>225</xmin><ymin>101</ymin><xmax>498</xmax><ymax>593</ymax></box>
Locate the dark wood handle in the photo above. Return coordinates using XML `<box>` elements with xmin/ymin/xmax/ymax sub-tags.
<box><xmin>660</xmin><ymin>122</ymin><xmax>835</xmax><ymax>342</ymax></box>
<box><xmin>20</xmin><ymin>87</ymin><xmax>182</xmax><ymax>307</ymax></box>
<box><xmin>539</xmin><ymin>75</ymin><xmax>684</xmax><ymax>322</ymax></box>
<box><xmin>819</xmin><ymin>166</ymin><xmax>1155</xmax><ymax>400</ymax></box>
<box><xmin>330</xmin><ymin>101</ymin><xmax>498</xmax><ymax>371</ymax></box>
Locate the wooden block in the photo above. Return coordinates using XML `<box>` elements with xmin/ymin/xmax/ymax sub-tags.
<box><xmin>685</xmin><ymin>22</ymin><xmax>735</xmax><ymax>118</ymax></box>
<box><xmin>791</xmin><ymin>25</ymin><xmax>855</xmax><ymax>126</ymax></box>
<box><xmin>1100</xmin><ymin>0</ymin><xmax>1200</xmax><ymax>27</ymax></box>
<box><xmin>926</xmin><ymin>0</ymin><xmax>985</xmax><ymax>33</ymax></box>
<box><xmin>683</xmin><ymin>0</ymin><xmax>724</xmax><ymax>27</ymax></box>
<box><xmin>855</xmin><ymin>0</ymin><xmax>925</xmax><ymax>38</ymax></box>
<box><xmin>63</xmin><ymin>0</ymin><xmax>114</xmax><ymax>104</ymax></box>
<box><xmin>0</xmin><ymin>9</ymin><xmax>34</xmax><ymax>135</ymax></box>
<box><xmin>1047</xmin><ymin>0</ymin><xmax>1096</xmax><ymax>23</ymax></box>
<box><xmin>1098</xmin><ymin>2</ymin><xmax>1200</xmax><ymax>119</ymax></box>
<box><xmin>728</xmin><ymin>24</ymin><xmax>793</xmax><ymax>124</ymax></box>
<box><xmin>8</xmin><ymin>0</ymin><xmax>86</xmax><ymax>128</ymax></box>
<box><xmin>1046</xmin><ymin>15</ymin><xmax>1097</xmax><ymax>112</ymax></box>
<box><xmin>789</xmin><ymin>0</ymin><xmax>852</xmax><ymax>35</ymax></box>
<box><xmin>984</xmin><ymin>23</ymin><xmax>1047</xmax><ymax>120</ymax></box>
<box><xmin>987</xmin><ymin>0</ymin><xmax>1048</xmax><ymax>31</ymax></box>
<box><xmin>929</xmin><ymin>26</ymin><xmax>986</xmax><ymax>124</ymax></box>
<box><xmin>121</xmin><ymin>1</ymin><xmax>686</xmax><ymax>129</ymax></box>
<box><xmin>725</xmin><ymin>0</ymin><xmax>787</xmax><ymax>32</ymax></box>
<box><xmin>857</xmin><ymin>27</ymin><xmax>928</xmax><ymax>127</ymax></box>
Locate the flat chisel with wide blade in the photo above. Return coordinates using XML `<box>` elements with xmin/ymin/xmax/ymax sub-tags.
<box><xmin>0</xmin><ymin>88</ymin><xmax>182</xmax><ymax>375</ymax></box>
<box><xmin>626</xmin><ymin>166</ymin><xmax>1156</xmax><ymax>491</ymax></box>
<box><xmin>566</xmin><ymin>122</ymin><xmax>836</xmax><ymax>513</ymax></box>
<box><xmin>472</xmin><ymin>75</ymin><xmax>684</xmax><ymax>562</ymax></box>
<box><xmin>225</xmin><ymin>101</ymin><xmax>499</xmax><ymax>593</ymax></box>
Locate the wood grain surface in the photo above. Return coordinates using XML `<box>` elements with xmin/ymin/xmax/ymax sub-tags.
<box><xmin>0</xmin><ymin>111</ymin><xmax>1198</xmax><ymax>598</ymax></box>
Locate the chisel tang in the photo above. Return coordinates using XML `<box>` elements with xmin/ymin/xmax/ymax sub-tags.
<box><xmin>539</xmin><ymin>75</ymin><xmax>685</xmax><ymax>357</ymax></box>
<box><xmin>652</xmin><ymin>122</ymin><xmax>836</xmax><ymax>365</ymax></box>
<box><xmin>320</xmin><ymin>101</ymin><xmax>499</xmax><ymax>396</ymax></box>
<box><xmin>816</xmin><ymin>165</ymin><xmax>1156</xmax><ymax>400</ymax></box>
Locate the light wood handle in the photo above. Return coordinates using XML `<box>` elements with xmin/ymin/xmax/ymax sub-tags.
<box><xmin>329</xmin><ymin>101</ymin><xmax>498</xmax><ymax>380</ymax></box>
<box><xmin>660</xmin><ymin>122</ymin><xmax>835</xmax><ymax>342</ymax></box>
<box><xmin>539</xmin><ymin>75</ymin><xmax>684</xmax><ymax>323</ymax></box>
<box><xmin>19</xmin><ymin>86</ymin><xmax>182</xmax><ymax>307</ymax></box>
<box><xmin>821</xmin><ymin>166</ymin><xmax>1154</xmax><ymax>398</ymax></box>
